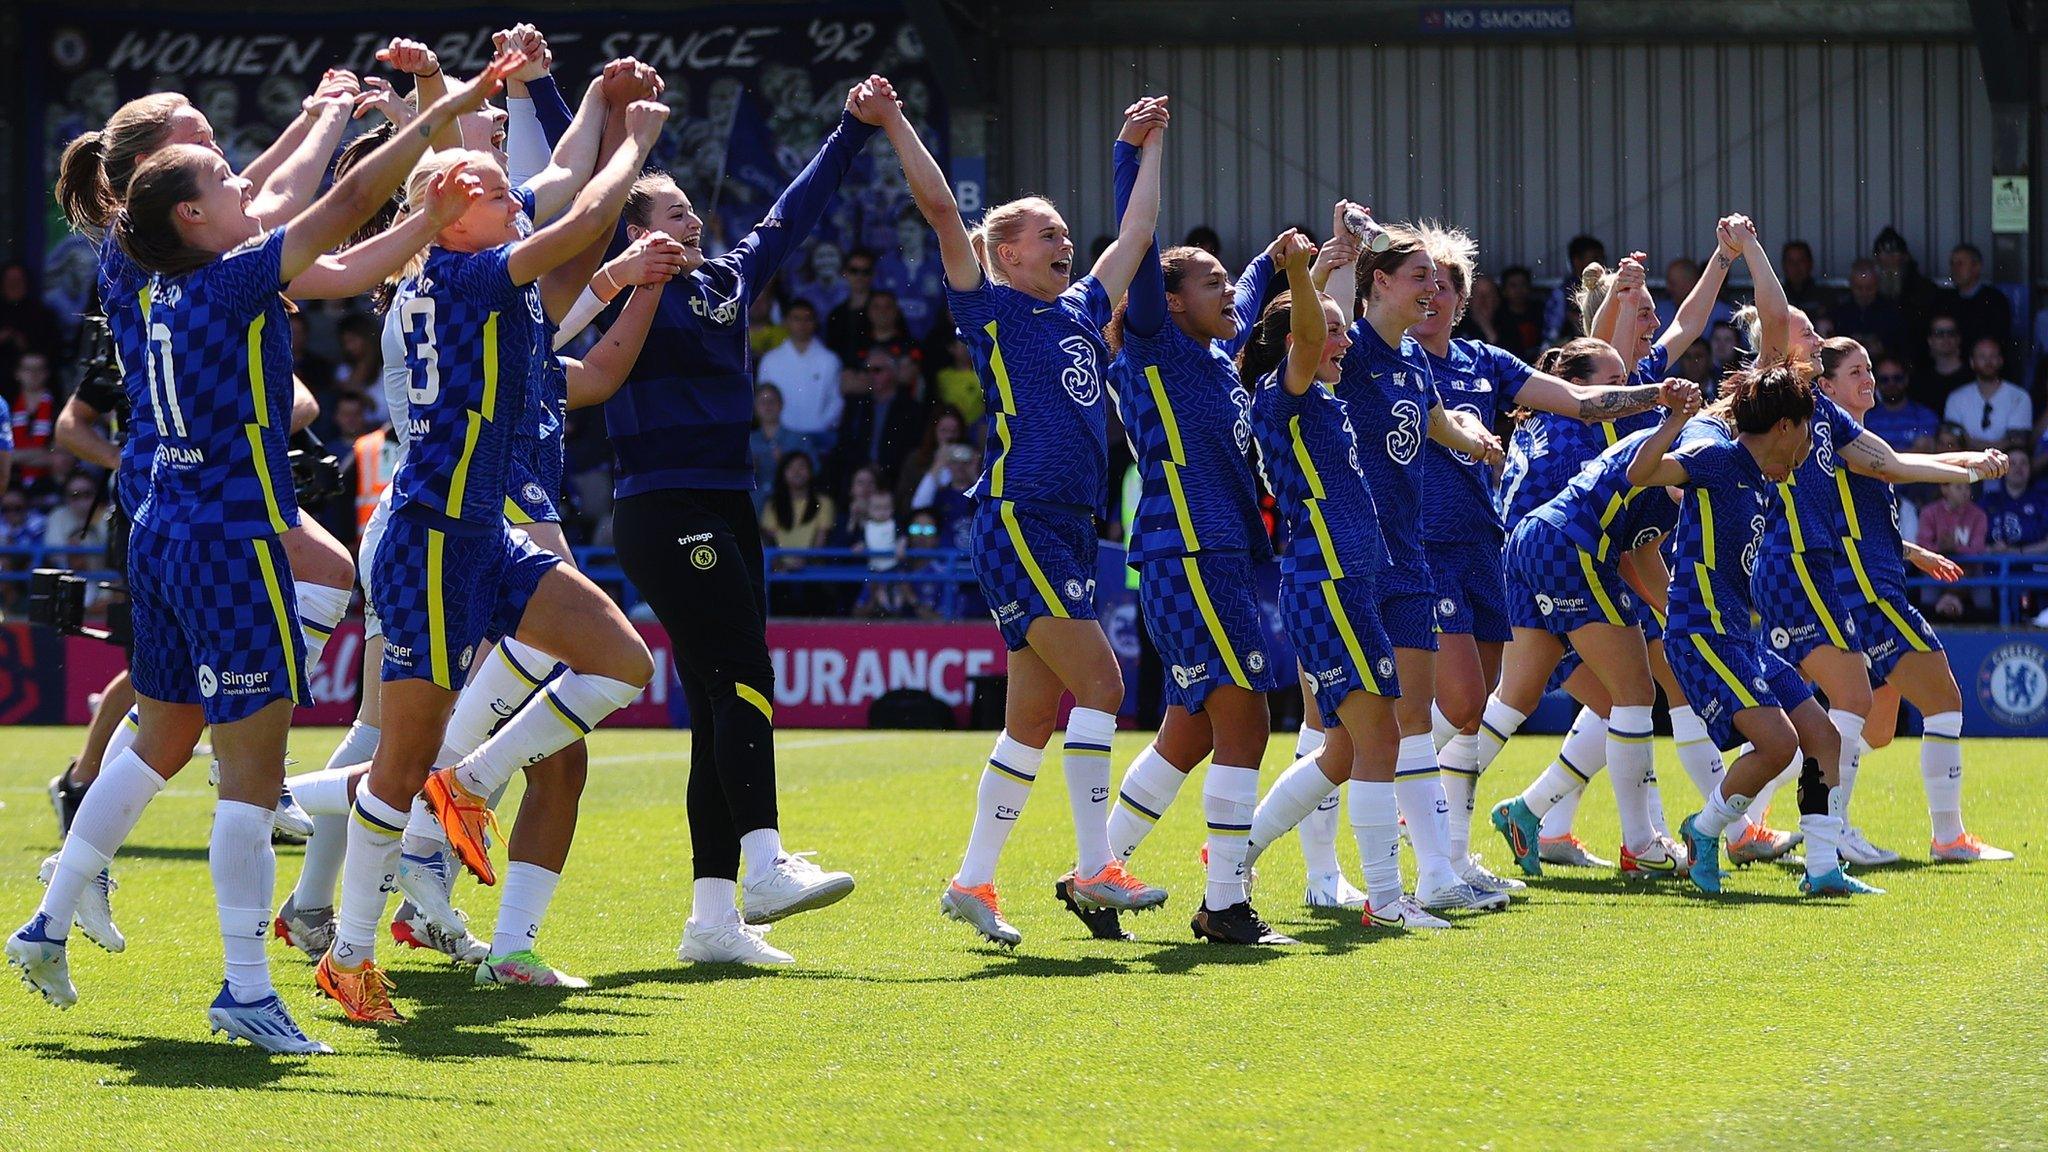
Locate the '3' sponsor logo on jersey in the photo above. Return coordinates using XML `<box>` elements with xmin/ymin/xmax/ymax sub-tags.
<box><xmin>1386</xmin><ymin>398</ymin><xmax>1424</xmax><ymax>465</ymax></box>
<box><xmin>1058</xmin><ymin>336</ymin><xmax>1100</xmax><ymax>405</ymax></box>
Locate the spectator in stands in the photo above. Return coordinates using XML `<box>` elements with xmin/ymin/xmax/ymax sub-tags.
<box><xmin>1544</xmin><ymin>234</ymin><xmax>1606</xmax><ymax>343</ymax></box>
<box><xmin>1656</xmin><ymin>256</ymin><xmax>1735</xmax><ymax>334</ymax></box>
<box><xmin>0</xmin><ymin>262</ymin><xmax>63</xmax><ymax>386</ymax></box>
<box><xmin>1454</xmin><ymin>273</ymin><xmax>1501</xmax><ymax>344</ymax></box>
<box><xmin>796</xmin><ymin>241</ymin><xmax>848</xmax><ymax>320</ymax></box>
<box><xmin>831</xmin><ymin>346</ymin><xmax>926</xmax><ymax>488</ymax></box>
<box><xmin>1493</xmin><ymin>264</ymin><xmax>1545</xmax><ymax>359</ymax></box>
<box><xmin>1873</xmin><ymin>225</ymin><xmax>1937</xmax><ymax>362</ymax></box>
<box><xmin>875</xmin><ymin>207</ymin><xmax>946</xmax><ymax>340</ymax></box>
<box><xmin>1945</xmin><ymin>338</ymin><xmax>2033</xmax><ymax>449</ymax></box>
<box><xmin>850</xmin><ymin>491</ymin><xmax>920</xmax><ymax>619</ymax></box>
<box><xmin>333</xmin><ymin>312</ymin><xmax>384</xmax><ymax>408</ymax></box>
<box><xmin>1983</xmin><ymin>449</ymin><xmax>2048</xmax><ymax>553</ymax></box>
<box><xmin>1831</xmin><ymin>258</ymin><xmax>1907</xmax><ymax>359</ymax></box>
<box><xmin>1933</xmin><ymin>242</ymin><xmax>2011</xmax><ymax>360</ymax></box>
<box><xmin>288</xmin><ymin>312</ymin><xmax>338</xmax><ymax>409</ymax></box>
<box><xmin>1914</xmin><ymin>313</ymin><xmax>1973</xmax><ymax>410</ymax></box>
<box><xmin>8</xmin><ymin>352</ymin><xmax>57</xmax><ymax>492</ymax></box>
<box><xmin>0</xmin><ymin>489</ymin><xmax>43</xmax><ymax>547</ymax></box>
<box><xmin>896</xmin><ymin>405</ymin><xmax>968</xmax><ymax>509</ymax></box>
<box><xmin>932</xmin><ymin>335</ymin><xmax>983</xmax><ymax>423</ymax></box>
<box><xmin>42</xmin><ymin>476</ymin><xmax>107</xmax><ymax>569</ymax></box>
<box><xmin>1675</xmin><ymin>340</ymin><xmax>1715</xmax><ymax>389</ymax></box>
<box><xmin>855</xmin><ymin>290</ymin><xmax>923</xmax><ymax>383</ymax></box>
<box><xmin>1708</xmin><ymin>321</ymin><xmax>1742</xmax><ymax>378</ymax></box>
<box><xmin>832</xmin><ymin>465</ymin><xmax>882</xmax><ymax>545</ymax></box>
<box><xmin>824</xmin><ymin>247</ymin><xmax>877</xmax><ymax>357</ymax></box>
<box><xmin>748</xmin><ymin>383</ymin><xmax>811</xmax><ymax>511</ymax></box>
<box><xmin>748</xmin><ymin>272</ymin><xmax>790</xmax><ymax>358</ymax></box>
<box><xmin>1184</xmin><ymin>226</ymin><xmax>1223</xmax><ymax>261</ymax></box>
<box><xmin>1780</xmin><ymin>239</ymin><xmax>1837</xmax><ymax>316</ymax></box>
<box><xmin>1861</xmin><ymin>352</ymin><xmax>1940</xmax><ymax>452</ymax></box>
<box><xmin>913</xmin><ymin>442</ymin><xmax>980</xmax><ymax>551</ymax></box>
<box><xmin>757</xmin><ymin>299</ymin><xmax>843</xmax><ymax>452</ymax></box>
<box><xmin>1918</xmin><ymin>479</ymin><xmax>1989</xmax><ymax>619</ymax></box>
<box><xmin>324</xmin><ymin>392</ymin><xmax>371</xmax><ymax>461</ymax></box>
<box><xmin>760</xmin><ymin>449</ymin><xmax>837</xmax><ymax>615</ymax></box>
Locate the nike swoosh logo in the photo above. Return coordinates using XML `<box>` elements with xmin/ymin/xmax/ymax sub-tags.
<box><xmin>1033</xmin><ymin>307</ymin><xmax>1053</xmax><ymax>315</ymax></box>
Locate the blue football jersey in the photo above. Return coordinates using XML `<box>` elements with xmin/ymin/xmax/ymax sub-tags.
<box><xmin>1982</xmin><ymin>484</ymin><xmax>2048</xmax><ymax>548</ymax></box>
<box><xmin>1335</xmin><ymin>321</ymin><xmax>1440</xmax><ymax>591</ymax></box>
<box><xmin>1113</xmin><ymin>321</ymin><xmax>1268</xmax><ymax>563</ymax></box>
<box><xmin>99</xmin><ymin>235</ymin><xmax>158</xmax><ymax>518</ymax></box>
<box><xmin>1833</xmin><ymin>467</ymin><xmax>1910</xmax><ymax>604</ymax></box>
<box><xmin>1249</xmin><ymin>366</ymin><xmax>1389</xmax><ymax>584</ymax></box>
<box><xmin>387</xmin><ymin>242</ymin><xmax>547</xmax><ymax>526</ymax></box>
<box><xmin>1764</xmin><ymin>390</ymin><xmax>1860</xmax><ymax>559</ymax></box>
<box><xmin>948</xmin><ymin>275</ymin><xmax>1114</xmax><ymax>514</ymax></box>
<box><xmin>132</xmin><ymin>229</ymin><xmax>298</xmax><ymax>541</ymax></box>
<box><xmin>1530</xmin><ymin>426</ymin><xmax>1671</xmax><ymax>562</ymax></box>
<box><xmin>1422</xmin><ymin>339</ymin><xmax>1531</xmax><ymax>545</ymax></box>
<box><xmin>1667</xmin><ymin>418</ymin><xmax>1772</xmax><ymax>637</ymax></box>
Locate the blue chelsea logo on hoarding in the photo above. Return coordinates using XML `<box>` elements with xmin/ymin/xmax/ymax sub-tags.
<box><xmin>1978</xmin><ymin>641</ymin><xmax>2048</xmax><ymax>728</ymax></box>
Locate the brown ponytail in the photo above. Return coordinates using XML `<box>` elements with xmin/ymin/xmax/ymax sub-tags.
<box><xmin>57</xmin><ymin>93</ymin><xmax>190</xmax><ymax>237</ymax></box>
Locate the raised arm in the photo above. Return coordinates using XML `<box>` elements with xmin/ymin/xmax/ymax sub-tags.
<box><xmin>1732</xmin><ymin>216</ymin><xmax>1792</xmax><ymax>362</ymax></box>
<box><xmin>1625</xmin><ymin>384</ymin><xmax>1704</xmax><ymax>487</ymax></box>
<box><xmin>1319</xmin><ymin>207</ymin><xmax>1363</xmax><ymax>320</ymax></box>
<box><xmin>524</xmin><ymin>65</ymin><xmax>631</xmax><ymax>225</ymax></box>
<box><xmin>1841</xmin><ymin>434</ymin><xmax>2006</xmax><ymax>485</ymax></box>
<box><xmin>247</xmin><ymin>80</ymin><xmax>356</xmax><ymax>228</ymax></box>
<box><xmin>540</xmin><ymin>77</ymin><xmax>645</xmax><ymax>322</ymax></box>
<box><xmin>1225</xmin><ymin>239</ymin><xmax>1282</xmax><ymax>358</ymax></box>
<box><xmin>1514</xmin><ymin>365</ymin><xmax>1663</xmax><ymax>423</ymax></box>
<box><xmin>1087</xmin><ymin>97</ymin><xmax>1166</xmax><ymax>304</ymax></box>
<box><xmin>507</xmin><ymin>100</ymin><xmax>667</xmax><ymax>287</ymax></box>
<box><xmin>277</xmin><ymin>49</ymin><xmax>527</xmax><ymax>284</ymax></box>
<box><xmin>241</xmin><ymin>69</ymin><xmax>354</xmax><ymax>194</ymax></box>
<box><xmin>722</xmin><ymin>79</ymin><xmax>884</xmax><ymax>302</ymax></box>
<box><xmin>1111</xmin><ymin>99</ymin><xmax>1171</xmax><ymax>340</ymax></box>
<box><xmin>1279</xmin><ymin>234</ymin><xmax>1324</xmax><ymax>395</ymax></box>
<box><xmin>566</xmin><ymin>282</ymin><xmax>667</xmax><ymax>409</ymax></box>
<box><xmin>1588</xmin><ymin>255</ymin><xmax>1639</xmax><ymax>344</ymax></box>
<box><xmin>556</xmin><ymin>231</ymin><xmax>686</xmax><ymax>347</ymax></box>
<box><xmin>1657</xmin><ymin>217</ymin><xmax>1743</xmax><ymax>360</ymax></box>
<box><xmin>285</xmin><ymin>165</ymin><xmax>483</xmax><ymax>300</ymax></box>
<box><xmin>374</xmin><ymin>39</ymin><xmax>455</xmax><ymax>150</ymax></box>
<box><xmin>870</xmin><ymin>77</ymin><xmax>978</xmax><ymax>291</ymax></box>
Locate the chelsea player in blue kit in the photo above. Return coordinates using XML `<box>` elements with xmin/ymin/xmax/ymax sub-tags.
<box><xmin>6</xmin><ymin>54</ymin><xmax>526</xmax><ymax>1050</ymax></box>
<box><xmin>1307</xmin><ymin>224</ymin><xmax>1509</xmax><ymax>912</ymax></box>
<box><xmin>319</xmin><ymin>87</ymin><xmax>665</xmax><ymax>1024</ymax></box>
<box><xmin>885</xmin><ymin>86</ymin><xmax>1173</xmax><ymax>948</ymax></box>
<box><xmin>1101</xmin><ymin>153</ymin><xmax>1293</xmax><ymax>943</ymax></box>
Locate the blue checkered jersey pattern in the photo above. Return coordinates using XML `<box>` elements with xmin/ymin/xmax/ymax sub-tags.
<box><xmin>387</xmin><ymin>242</ymin><xmax>546</xmax><ymax>526</ymax></box>
<box><xmin>1833</xmin><ymin>466</ymin><xmax>1910</xmax><ymax>604</ymax></box>
<box><xmin>132</xmin><ymin>229</ymin><xmax>298</xmax><ymax>541</ymax></box>
<box><xmin>1495</xmin><ymin>347</ymin><xmax>1667</xmax><ymax>528</ymax></box>
<box><xmin>950</xmin><ymin>275</ymin><xmax>1115</xmax><ymax>514</ymax></box>
<box><xmin>1112</xmin><ymin>321</ymin><xmax>1269</xmax><ymax>563</ymax></box>
<box><xmin>1334</xmin><ymin>322</ymin><xmax>1439</xmax><ymax>588</ymax></box>
<box><xmin>1530</xmin><ymin>425</ymin><xmax>1671</xmax><ymax>562</ymax></box>
<box><xmin>1764</xmin><ymin>390</ymin><xmax>1860</xmax><ymax>561</ymax></box>
<box><xmin>1422</xmin><ymin>339</ymin><xmax>1531</xmax><ymax>545</ymax></box>
<box><xmin>1249</xmin><ymin>366</ymin><xmax>1388</xmax><ymax>585</ymax></box>
<box><xmin>1667</xmin><ymin>417</ymin><xmax>1773</xmax><ymax>638</ymax></box>
<box><xmin>99</xmin><ymin>235</ymin><xmax>158</xmax><ymax>518</ymax></box>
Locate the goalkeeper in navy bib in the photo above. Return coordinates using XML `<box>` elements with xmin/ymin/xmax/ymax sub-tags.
<box><xmin>1627</xmin><ymin>365</ymin><xmax>1874</xmax><ymax>897</ymax></box>
<box><xmin>1100</xmin><ymin>154</ymin><xmax>1292</xmax><ymax>945</ymax></box>
<box><xmin>3</xmin><ymin>56</ymin><xmax>535</xmax><ymax>1053</ymax></box>
<box><xmin>317</xmin><ymin>81</ymin><xmax>666</xmax><ymax>1026</ymax></box>
<box><xmin>882</xmin><ymin>87</ymin><xmax>1171</xmax><ymax>949</ymax></box>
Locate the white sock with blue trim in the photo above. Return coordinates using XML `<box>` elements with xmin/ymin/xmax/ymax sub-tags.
<box><xmin>1349</xmin><ymin>779</ymin><xmax>1402</xmax><ymax>913</ymax></box>
<box><xmin>1248</xmin><ymin>750</ymin><xmax>1338</xmax><ymax>869</ymax></box>
<box><xmin>211</xmin><ymin>799</ymin><xmax>277</xmax><ymax>1000</ymax></box>
<box><xmin>1921</xmin><ymin>711</ymin><xmax>1966</xmax><ymax>841</ymax></box>
<box><xmin>1291</xmin><ymin>728</ymin><xmax>1344</xmax><ymax>875</ymax></box>
<box><xmin>1202</xmin><ymin>764</ymin><xmax>1259</xmax><ymax>909</ymax></box>
<box><xmin>101</xmin><ymin>706</ymin><xmax>142</xmax><ymax>772</ymax></box>
<box><xmin>295</xmin><ymin>581</ymin><xmax>352</xmax><ymax>678</ymax></box>
<box><xmin>1440</xmin><ymin>732</ymin><xmax>1482</xmax><ymax>861</ymax></box>
<box><xmin>1475</xmin><ymin>697</ymin><xmax>1529</xmax><ymax>776</ymax></box>
<box><xmin>443</xmin><ymin>638</ymin><xmax>560</xmax><ymax>764</ymax></box>
<box><xmin>334</xmin><ymin>790</ymin><xmax>409</xmax><ymax>964</ymax></box>
<box><xmin>1393</xmin><ymin>734</ymin><xmax>1459</xmax><ymax>889</ymax></box>
<box><xmin>38</xmin><ymin>749</ymin><xmax>164</xmax><ymax>935</ymax></box>
<box><xmin>454</xmin><ymin>671</ymin><xmax>641</xmax><ymax>798</ymax></box>
<box><xmin>956</xmin><ymin>732</ymin><xmax>1042</xmax><ymax>888</ymax></box>
<box><xmin>1063</xmin><ymin>708</ymin><xmax>1118</xmax><ymax>876</ymax></box>
<box><xmin>1607</xmin><ymin>705</ymin><xmax>1657</xmax><ymax>851</ymax></box>
<box><xmin>1108</xmin><ymin>742</ymin><xmax>1189</xmax><ymax>863</ymax></box>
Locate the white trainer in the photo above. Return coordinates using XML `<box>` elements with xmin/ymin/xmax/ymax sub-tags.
<box><xmin>678</xmin><ymin>918</ymin><xmax>795</xmax><ymax>965</ymax></box>
<box><xmin>391</xmin><ymin>901</ymin><xmax>489</xmax><ymax>964</ymax></box>
<box><xmin>1458</xmin><ymin>853</ymin><xmax>1527</xmax><ymax>893</ymax></box>
<box><xmin>741</xmin><ymin>852</ymin><xmax>855</xmax><ymax>925</ymax></box>
<box><xmin>1364</xmin><ymin>895</ymin><xmax>1452</xmax><ymax>930</ymax></box>
<box><xmin>272</xmin><ymin>893</ymin><xmax>335</xmax><ymax>960</ymax></box>
<box><xmin>207</xmin><ymin>982</ymin><xmax>332</xmax><ymax>1054</ymax></box>
<box><xmin>1838</xmin><ymin>826</ymin><xmax>1902</xmax><ymax>866</ymax></box>
<box><xmin>6</xmin><ymin>914</ymin><xmax>77</xmax><ymax>1009</ymax></box>
<box><xmin>38</xmin><ymin>853</ymin><xmax>123</xmax><ymax>953</ymax></box>
<box><xmin>1303</xmin><ymin>870</ymin><xmax>1367</xmax><ymax>910</ymax></box>
<box><xmin>1415</xmin><ymin>876</ymin><xmax>1510</xmax><ymax>911</ymax></box>
<box><xmin>395</xmin><ymin>849</ymin><xmax>467</xmax><ymax>937</ymax></box>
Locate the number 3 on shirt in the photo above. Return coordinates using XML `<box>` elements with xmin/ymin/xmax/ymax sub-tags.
<box><xmin>399</xmin><ymin>295</ymin><xmax>442</xmax><ymax>407</ymax></box>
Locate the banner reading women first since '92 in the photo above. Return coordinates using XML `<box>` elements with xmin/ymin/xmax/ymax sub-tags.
<box><xmin>26</xmin><ymin>6</ymin><xmax>951</xmax><ymax>331</ymax></box>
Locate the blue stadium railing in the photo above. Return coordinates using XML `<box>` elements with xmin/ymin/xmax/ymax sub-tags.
<box><xmin>5</xmin><ymin>542</ymin><xmax>2048</xmax><ymax>627</ymax></box>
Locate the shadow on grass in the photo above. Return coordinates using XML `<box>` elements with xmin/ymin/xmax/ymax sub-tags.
<box><xmin>346</xmin><ymin>966</ymin><xmax>650</xmax><ymax>1062</ymax></box>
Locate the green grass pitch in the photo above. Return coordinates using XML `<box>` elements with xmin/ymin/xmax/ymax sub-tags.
<box><xmin>0</xmin><ymin>726</ymin><xmax>2043</xmax><ymax>1150</ymax></box>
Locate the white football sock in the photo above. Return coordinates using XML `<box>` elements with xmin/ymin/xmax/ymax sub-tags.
<box><xmin>740</xmin><ymin>828</ymin><xmax>786</xmax><ymax>883</ymax></box>
<box><xmin>38</xmin><ymin>749</ymin><xmax>165</xmax><ymax>932</ymax></box>
<box><xmin>1062</xmin><ymin>708</ymin><xmax>1117</xmax><ymax>876</ymax></box>
<box><xmin>1349</xmin><ymin>779</ymin><xmax>1402</xmax><ymax>913</ymax></box>
<box><xmin>1440</xmin><ymin>731</ymin><xmax>1481</xmax><ymax>861</ymax></box>
<box><xmin>1247</xmin><ymin>751</ymin><xmax>1337</xmax><ymax>868</ymax></box>
<box><xmin>1668</xmin><ymin>705</ymin><xmax>1727</xmax><ymax>807</ymax></box>
<box><xmin>1292</xmin><ymin>728</ymin><xmax>1342</xmax><ymax>876</ymax></box>
<box><xmin>955</xmin><ymin>732</ymin><xmax>1043</xmax><ymax>888</ymax></box>
<box><xmin>443</xmin><ymin>638</ymin><xmax>559</xmax><ymax>762</ymax></box>
<box><xmin>1538</xmin><ymin>786</ymin><xmax>1584</xmax><ymax>836</ymax></box>
<box><xmin>1829</xmin><ymin>708</ymin><xmax>1867</xmax><ymax>822</ymax></box>
<box><xmin>691</xmin><ymin>877</ymin><xmax>740</xmax><ymax>926</ymax></box>
<box><xmin>323</xmin><ymin>721</ymin><xmax>381</xmax><ymax>773</ymax></box>
<box><xmin>296</xmin><ymin>581</ymin><xmax>352</xmax><ymax>677</ymax></box>
<box><xmin>1430</xmin><ymin>702</ymin><xmax>1456</xmax><ymax>752</ymax></box>
<box><xmin>1393</xmin><ymin>735</ymin><xmax>1458</xmax><ymax>890</ymax></box>
<box><xmin>210</xmin><ymin>800</ymin><xmax>277</xmax><ymax>1000</ymax></box>
<box><xmin>1607</xmin><ymin>705</ymin><xmax>1657</xmax><ymax>851</ymax></box>
<box><xmin>1801</xmin><ymin>813</ymin><xmax>1843</xmax><ymax>876</ymax></box>
<box><xmin>1921</xmin><ymin>711</ymin><xmax>1965</xmax><ymax>841</ymax></box>
<box><xmin>454</xmin><ymin>671</ymin><xmax>641</xmax><ymax>798</ymax></box>
<box><xmin>101</xmin><ymin>706</ymin><xmax>142</xmax><ymax>770</ymax></box>
<box><xmin>1693</xmin><ymin>781</ymin><xmax>1752</xmax><ymax>838</ymax></box>
<box><xmin>1536</xmin><ymin>708</ymin><xmax>1606</xmax><ymax>831</ymax></box>
<box><xmin>1202</xmin><ymin>764</ymin><xmax>1259</xmax><ymax>909</ymax></box>
<box><xmin>287</xmin><ymin>764</ymin><xmax>361</xmax><ymax>817</ymax></box>
<box><xmin>490</xmin><ymin>861</ymin><xmax>561</xmax><ymax>959</ymax></box>
<box><xmin>332</xmin><ymin>790</ymin><xmax>407</xmax><ymax>965</ymax></box>
<box><xmin>1475</xmin><ymin>697</ymin><xmax>1529</xmax><ymax>776</ymax></box>
<box><xmin>292</xmin><ymin>813</ymin><xmax>349</xmax><ymax>911</ymax></box>
<box><xmin>1108</xmin><ymin>742</ymin><xmax>1191</xmax><ymax>863</ymax></box>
